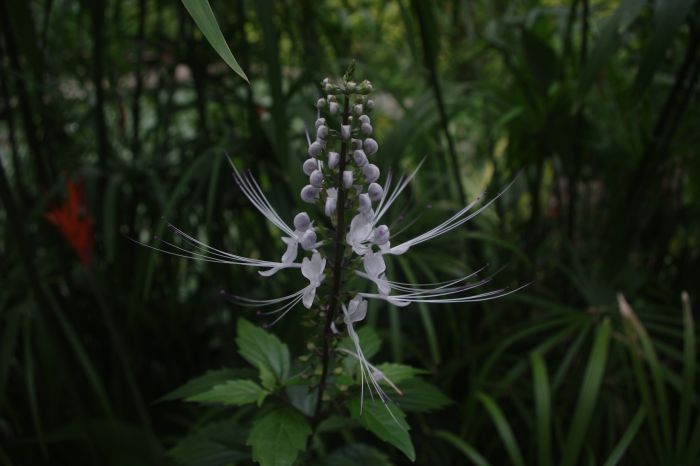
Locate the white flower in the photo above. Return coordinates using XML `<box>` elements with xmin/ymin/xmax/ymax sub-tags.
<box><xmin>301</xmin><ymin>251</ymin><xmax>326</xmax><ymax>308</ymax></box>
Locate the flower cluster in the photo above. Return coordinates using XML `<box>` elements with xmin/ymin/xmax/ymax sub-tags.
<box><xmin>148</xmin><ymin>71</ymin><xmax>520</xmax><ymax>415</ymax></box>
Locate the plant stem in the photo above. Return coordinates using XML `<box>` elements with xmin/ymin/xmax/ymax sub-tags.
<box><xmin>313</xmin><ymin>93</ymin><xmax>351</xmax><ymax>425</ymax></box>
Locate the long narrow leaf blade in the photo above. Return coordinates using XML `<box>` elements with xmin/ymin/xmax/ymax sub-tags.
<box><xmin>181</xmin><ymin>0</ymin><xmax>249</xmax><ymax>83</ymax></box>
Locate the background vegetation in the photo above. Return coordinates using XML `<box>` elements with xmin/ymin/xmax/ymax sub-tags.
<box><xmin>1</xmin><ymin>0</ymin><xmax>699</xmax><ymax>464</ymax></box>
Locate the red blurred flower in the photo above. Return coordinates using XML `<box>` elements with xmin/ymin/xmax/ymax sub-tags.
<box><xmin>45</xmin><ymin>177</ymin><xmax>94</xmax><ymax>266</ymax></box>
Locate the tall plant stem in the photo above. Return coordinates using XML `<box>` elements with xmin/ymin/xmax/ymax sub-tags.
<box><xmin>313</xmin><ymin>94</ymin><xmax>351</xmax><ymax>425</ymax></box>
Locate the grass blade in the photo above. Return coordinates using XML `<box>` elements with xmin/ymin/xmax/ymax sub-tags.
<box><xmin>434</xmin><ymin>430</ymin><xmax>492</xmax><ymax>466</ymax></box>
<box><xmin>531</xmin><ymin>352</ymin><xmax>552</xmax><ymax>466</ymax></box>
<box><xmin>181</xmin><ymin>0</ymin><xmax>249</xmax><ymax>83</ymax></box>
<box><xmin>601</xmin><ymin>406</ymin><xmax>645</xmax><ymax>466</ymax></box>
<box><xmin>476</xmin><ymin>392</ymin><xmax>525</xmax><ymax>466</ymax></box>
<box><xmin>676</xmin><ymin>291</ymin><xmax>695</xmax><ymax>458</ymax></box>
<box><xmin>561</xmin><ymin>318</ymin><xmax>611</xmax><ymax>466</ymax></box>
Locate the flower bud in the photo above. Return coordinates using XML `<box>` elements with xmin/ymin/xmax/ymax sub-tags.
<box><xmin>359</xmin><ymin>114</ymin><xmax>370</xmax><ymax>124</ymax></box>
<box><xmin>361</xmin><ymin>123</ymin><xmax>372</xmax><ymax>135</ymax></box>
<box><xmin>329</xmin><ymin>102</ymin><xmax>339</xmax><ymax>115</ymax></box>
<box><xmin>301</xmin><ymin>185</ymin><xmax>319</xmax><ymax>203</ymax></box>
<box><xmin>352</xmin><ymin>138</ymin><xmax>363</xmax><ymax>149</ymax></box>
<box><xmin>310</xmin><ymin>169</ymin><xmax>323</xmax><ymax>188</ymax></box>
<box><xmin>341</xmin><ymin>125</ymin><xmax>351</xmax><ymax>140</ymax></box>
<box><xmin>328</xmin><ymin>151</ymin><xmax>340</xmax><ymax>169</ymax></box>
<box><xmin>294</xmin><ymin>212</ymin><xmax>311</xmax><ymax>231</ymax></box>
<box><xmin>366</xmin><ymin>99</ymin><xmax>375</xmax><ymax>110</ymax></box>
<box><xmin>325</xmin><ymin>188</ymin><xmax>337</xmax><ymax>217</ymax></box>
<box><xmin>328</xmin><ymin>95</ymin><xmax>337</xmax><ymax>102</ymax></box>
<box><xmin>363</xmin><ymin>138</ymin><xmax>378</xmax><ymax>155</ymax></box>
<box><xmin>343</xmin><ymin>170</ymin><xmax>354</xmax><ymax>188</ymax></box>
<box><xmin>347</xmin><ymin>81</ymin><xmax>356</xmax><ymax>91</ymax></box>
<box><xmin>353</xmin><ymin>150</ymin><xmax>368</xmax><ymax>167</ymax></box>
<box><xmin>316</xmin><ymin>125</ymin><xmax>328</xmax><ymax>139</ymax></box>
<box><xmin>303</xmin><ymin>158</ymin><xmax>317</xmax><ymax>175</ymax></box>
<box><xmin>300</xmin><ymin>229</ymin><xmax>317</xmax><ymax>250</ymax></box>
<box><xmin>354</xmin><ymin>104</ymin><xmax>363</xmax><ymax>115</ymax></box>
<box><xmin>308</xmin><ymin>141</ymin><xmax>323</xmax><ymax>158</ymax></box>
<box><xmin>358</xmin><ymin>193</ymin><xmax>372</xmax><ymax>213</ymax></box>
<box><xmin>315</xmin><ymin>117</ymin><xmax>326</xmax><ymax>128</ymax></box>
<box><xmin>325</xmin><ymin>196</ymin><xmax>337</xmax><ymax>217</ymax></box>
<box><xmin>373</xmin><ymin>225</ymin><xmax>390</xmax><ymax>245</ymax></box>
<box><xmin>316</xmin><ymin>98</ymin><xmax>326</xmax><ymax>109</ymax></box>
<box><xmin>368</xmin><ymin>182</ymin><xmax>383</xmax><ymax>201</ymax></box>
<box><xmin>362</xmin><ymin>163</ymin><xmax>380</xmax><ymax>183</ymax></box>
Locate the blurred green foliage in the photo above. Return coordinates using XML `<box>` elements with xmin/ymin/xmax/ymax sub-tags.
<box><xmin>1</xmin><ymin>0</ymin><xmax>699</xmax><ymax>464</ymax></box>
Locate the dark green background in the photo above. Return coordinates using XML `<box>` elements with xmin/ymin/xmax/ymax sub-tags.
<box><xmin>1</xmin><ymin>0</ymin><xmax>698</xmax><ymax>464</ymax></box>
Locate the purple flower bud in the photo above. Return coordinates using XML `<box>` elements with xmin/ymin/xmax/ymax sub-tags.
<box><xmin>373</xmin><ymin>225</ymin><xmax>390</xmax><ymax>245</ymax></box>
<box><xmin>354</xmin><ymin>104</ymin><xmax>363</xmax><ymax>115</ymax></box>
<box><xmin>362</xmin><ymin>163</ymin><xmax>380</xmax><ymax>183</ymax></box>
<box><xmin>358</xmin><ymin>193</ymin><xmax>372</xmax><ymax>213</ymax></box>
<box><xmin>328</xmin><ymin>151</ymin><xmax>340</xmax><ymax>169</ymax></box>
<box><xmin>300</xmin><ymin>229</ymin><xmax>317</xmax><ymax>250</ymax></box>
<box><xmin>352</xmin><ymin>138</ymin><xmax>362</xmax><ymax>149</ymax></box>
<box><xmin>315</xmin><ymin>117</ymin><xmax>326</xmax><ymax>128</ymax></box>
<box><xmin>329</xmin><ymin>102</ymin><xmax>339</xmax><ymax>115</ymax></box>
<box><xmin>366</xmin><ymin>99</ymin><xmax>375</xmax><ymax>110</ymax></box>
<box><xmin>361</xmin><ymin>123</ymin><xmax>373</xmax><ymax>135</ymax></box>
<box><xmin>359</xmin><ymin>114</ymin><xmax>370</xmax><ymax>124</ymax></box>
<box><xmin>294</xmin><ymin>212</ymin><xmax>311</xmax><ymax>231</ymax></box>
<box><xmin>341</xmin><ymin>125</ymin><xmax>351</xmax><ymax>140</ymax></box>
<box><xmin>316</xmin><ymin>125</ymin><xmax>328</xmax><ymax>139</ymax></box>
<box><xmin>310</xmin><ymin>169</ymin><xmax>323</xmax><ymax>188</ymax></box>
<box><xmin>303</xmin><ymin>158</ymin><xmax>318</xmax><ymax>175</ymax></box>
<box><xmin>316</xmin><ymin>98</ymin><xmax>326</xmax><ymax>109</ymax></box>
<box><xmin>308</xmin><ymin>141</ymin><xmax>323</xmax><ymax>158</ymax></box>
<box><xmin>301</xmin><ymin>185</ymin><xmax>319</xmax><ymax>203</ymax></box>
<box><xmin>343</xmin><ymin>170</ymin><xmax>354</xmax><ymax>188</ymax></box>
<box><xmin>368</xmin><ymin>182</ymin><xmax>383</xmax><ymax>201</ymax></box>
<box><xmin>363</xmin><ymin>138</ymin><xmax>378</xmax><ymax>155</ymax></box>
<box><xmin>353</xmin><ymin>150</ymin><xmax>368</xmax><ymax>167</ymax></box>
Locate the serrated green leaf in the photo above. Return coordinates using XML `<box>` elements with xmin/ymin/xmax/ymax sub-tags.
<box><xmin>395</xmin><ymin>378</ymin><xmax>451</xmax><ymax>413</ymax></box>
<box><xmin>187</xmin><ymin>379</ymin><xmax>267</xmax><ymax>407</ymax></box>
<box><xmin>236</xmin><ymin>319</ymin><xmax>290</xmax><ymax>387</ymax></box>
<box><xmin>170</xmin><ymin>420</ymin><xmax>250</xmax><ymax>466</ymax></box>
<box><xmin>375</xmin><ymin>363</ymin><xmax>428</xmax><ymax>385</ymax></box>
<box><xmin>339</xmin><ymin>326</ymin><xmax>382</xmax><ymax>359</ymax></box>
<box><xmin>247</xmin><ymin>407</ymin><xmax>311</xmax><ymax>466</ymax></box>
<box><xmin>159</xmin><ymin>369</ymin><xmax>243</xmax><ymax>402</ymax></box>
<box><xmin>180</xmin><ymin>0</ymin><xmax>249</xmax><ymax>83</ymax></box>
<box><xmin>322</xmin><ymin>443</ymin><xmax>394</xmax><ymax>466</ymax></box>
<box><xmin>347</xmin><ymin>397</ymin><xmax>415</xmax><ymax>462</ymax></box>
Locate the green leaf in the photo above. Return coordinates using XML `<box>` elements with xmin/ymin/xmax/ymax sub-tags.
<box><xmin>561</xmin><ymin>318</ymin><xmax>612</xmax><ymax>466</ymax></box>
<box><xmin>322</xmin><ymin>443</ymin><xmax>394</xmax><ymax>466</ymax></box>
<box><xmin>247</xmin><ymin>407</ymin><xmax>311</xmax><ymax>466</ymax></box>
<box><xmin>347</xmin><ymin>397</ymin><xmax>415</xmax><ymax>462</ymax></box>
<box><xmin>187</xmin><ymin>380</ymin><xmax>267</xmax><ymax>406</ymax></box>
<box><xmin>170</xmin><ymin>419</ymin><xmax>250</xmax><ymax>466</ymax></box>
<box><xmin>236</xmin><ymin>319</ymin><xmax>290</xmax><ymax>387</ymax></box>
<box><xmin>633</xmin><ymin>0</ymin><xmax>696</xmax><ymax>96</ymax></box>
<box><xmin>159</xmin><ymin>369</ymin><xmax>243</xmax><ymax>402</ymax></box>
<box><xmin>477</xmin><ymin>392</ymin><xmax>525</xmax><ymax>466</ymax></box>
<box><xmin>338</xmin><ymin>326</ymin><xmax>381</xmax><ymax>359</ymax></box>
<box><xmin>531</xmin><ymin>352</ymin><xmax>552</xmax><ymax>466</ymax></box>
<box><xmin>395</xmin><ymin>378</ymin><xmax>451</xmax><ymax>413</ymax></box>
<box><xmin>375</xmin><ymin>363</ymin><xmax>428</xmax><ymax>384</ymax></box>
<box><xmin>601</xmin><ymin>407</ymin><xmax>646</xmax><ymax>466</ymax></box>
<box><xmin>580</xmin><ymin>0</ymin><xmax>645</xmax><ymax>94</ymax></box>
<box><xmin>434</xmin><ymin>430</ymin><xmax>491</xmax><ymax>466</ymax></box>
<box><xmin>181</xmin><ymin>0</ymin><xmax>249</xmax><ymax>83</ymax></box>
